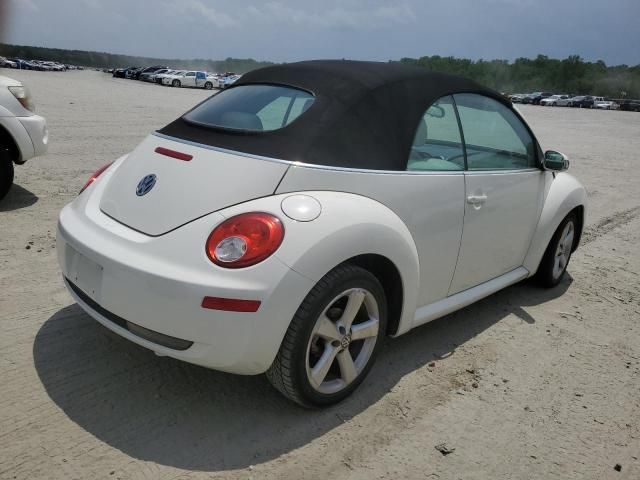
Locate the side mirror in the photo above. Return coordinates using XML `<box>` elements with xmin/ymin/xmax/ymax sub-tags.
<box><xmin>543</xmin><ymin>150</ymin><xmax>570</xmax><ymax>171</ymax></box>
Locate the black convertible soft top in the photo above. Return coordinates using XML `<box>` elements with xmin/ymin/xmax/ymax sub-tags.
<box><xmin>158</xmin><ymin>60</ymin><xmax>508</xmax><ymax>171</ymax></box>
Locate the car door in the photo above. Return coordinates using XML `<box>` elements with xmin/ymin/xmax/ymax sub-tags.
<box><xmin>195</xmin><ymin>71</ymin><xmax>206</xmax><ymax>87</ymax></box>
<box><xmin>184</xmin><ymin>72</ymin><xmax>196</xmax><ymax>86</ymax></box>
<box><xmin>448</xmin><ymin>93</ymin><xmax>544</xmax><ymax>294</ymax></box>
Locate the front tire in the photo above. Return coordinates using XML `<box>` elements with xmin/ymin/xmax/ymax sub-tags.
<box><xmin>0</xmin><ymin>149</ymin><xmax>14</xmax><ymax>201</ymax></box>
<box><xmin>534</xmin><ymin>214</ymin><xmax>577</xmax><ymax>288</ymax></box>
<box><xmin>172</xmin><ymin>80</ymin><xmax>180</xmax><ymax>87</ymax></box>
<box><xmin>204</xmin><ymin>81</ymin><xmax>213</xmax><ymax>90</ymax></box>
<box><xmin>266</xmin><ymin>264</ymin><xmax>387</xmax><ymax>407</ymax></box>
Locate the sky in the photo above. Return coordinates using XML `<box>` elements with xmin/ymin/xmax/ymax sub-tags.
<box><xmin>2</xmin><ymin>0</ymin><xmax>640</xmax><ymax>65</ymax></box>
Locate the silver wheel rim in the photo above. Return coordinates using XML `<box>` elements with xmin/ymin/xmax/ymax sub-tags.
<box><xmin>553</xmin><ymin>221</ymin><xmax>575</xmax><ymax>280</ymax></box>
<box><xmin>305</xmin><ymin>288</ymin><xmax>379</xmax><ymax>395</ymax></box>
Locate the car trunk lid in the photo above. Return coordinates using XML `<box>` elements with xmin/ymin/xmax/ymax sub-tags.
<box><xmin>100</xmin><ymin>134</ymin><xmax>289</xmax><ymax>236</ymax></box>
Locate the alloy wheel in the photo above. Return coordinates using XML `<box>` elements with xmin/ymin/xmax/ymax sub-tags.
<box><xmin>305</xmin><ymin>288</ymin><xmax>379</xmax><ymax>394</ymax></box>
<box><xmin>553</xmin><ymin>220</ymin><xmax>575</xmax><ymax>280</ymax></box>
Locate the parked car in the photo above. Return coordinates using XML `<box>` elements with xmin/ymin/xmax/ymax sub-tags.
<box><xmin>113</xmin><ymin>66</ymin><xmax>136</xmax><ymax>78</ymax></box>
<box><xmin>0</xmin><ymin>56</ymin><xmax>18</xmax><ymax>69</ymax></box>
<box><xmin>540</xmin><ymin>94</ymin><xmax>571</xmax><ymax>106</ymax></box>
<box><xmin>8</xmin><ymin>58</ymin><xmax>36</xmax><ymax>70</ymax></box>
<box><xmin>594</xmin><ymin>98</ymin><xmax>617</xmax><ymax>110</ymax></box>
<box><xmin>161</xmin><ymin>70</ymin><xmax>187</xmax><ymax>86</ymax></box>
<box><xmin>140</xmin><ymin>68</ymin><xmax>170</xmax><ymax>83</ymax></box>
<box><xmin>509</xmin><ymin>93</ymin><xmax>526</xmax><ymax>103</ymax></box>
<box><xmin>619</xmin><ymin>99</ymin><xmax>640</xmax><ymax>112</ymax></box>
<box><xmin>571</xmin><ymin>95</ymin><xmax>604</xmax><ymax>108</ymax></box>
<box><xmin>163</xmin><ymin>70</ymin><xmax>215</xmax><ymax>88</ymax></box>
<box><xmin>136</xmin><ymin>65</ymin><xmax>168</xmax><ymax>81</ymax></box>
<box><xmin>216</xmin><ymin>73</ymin><xmax>241</xmax><ymax>89</ymax></box>
<box><xmin>125</xmin><ymin>67</ymin><xmax>143</xmax><ymax>79</ymax></box>
<box><xmin>0</xmin><ymin>75</ymin><xmax>48</xmax><ymax>200</ymax></box>
<box><xmin>522</xmin><ymin>92</ymin><xmax>553</xmax><ymax>105</ymax></box>
<box><xmin>57</xmin><ymin>60</ymin><xmax>586</xmax><ymax>407</ymax></box>
<box><xmin>155</xmin><ymin>69</ymin><xmax>178</xmax><ymax>84</ymax></box>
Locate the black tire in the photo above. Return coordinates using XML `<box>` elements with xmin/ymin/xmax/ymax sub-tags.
<box><xmin>266</xmin><ymin>264</ymin><xmax>387</xmax><ymax>408</ymax></box>
<box><xmin>534</xmin><ymin>213</ymin><xmax>577</xmax><ymax>288</ymax></box>
<box><xmin>0</xmin><ymin>150</ymin><xmax>14</xmax><ymax>201</ymax></box>
<box><xmin>172</xmin><ymin>79</ymin><xmax>180</xmax><ymax>87</ymax></box>
<box><xmin>204</xmin><ymin>81</ymin><xmax>213</xmax><ymax>90</ymax></box>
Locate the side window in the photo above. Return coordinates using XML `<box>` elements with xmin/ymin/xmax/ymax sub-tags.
<box><xmin>257</xmin><ymin>93</ymin><xmax>313</xmax><ymax>130</ymax></box>
<box><xmin>454</xmin><ymin>93</ymin><xmax>536</xmax><ymax>170</ymax></box>
<box><xmin>186</xmin><ymin>72</ymin><xmax>195</xmax><ymax>77</ymax></box>
<box><xmin>407</xmin><ymin>95</ymin><xmax>465</xmax><ymax>171</ymax></box>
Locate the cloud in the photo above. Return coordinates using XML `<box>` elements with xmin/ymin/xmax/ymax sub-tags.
<box><xmin>171</xmin><ymin>0</ymin><xmax>237</xmax><ymax>28</ymax></box>
<box><xmin>10</xmin><ymin>0</ymin><xmax>39</xmax><ymax>12</ymax></box>
<box><xmin>248</xmin><ymin>2</ymin><xmax>416</xmax><ymax>30</ymax></box>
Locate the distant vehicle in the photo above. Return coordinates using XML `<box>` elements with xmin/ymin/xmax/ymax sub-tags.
<box><xmin>164</xmin><ymin>71</ymin><xmax>214</xmax><ymax>88</ymax></box>
<box><xmin>0</xmin><ymin>57</ymin><xmax>18</xmax><ymax>69</ymax></box>
<box><xmin>8</xmin><ymin>58</ymin><xmax>35</xmax><ymax>70</ymax></box>
<box><xmin>522</xmin><ymin>92</ymin><xmax>553</xmax><ymax>105</ymax></box>
<box><xmin>125</xmin><ymin>67</ymin><xmax>143</xmax><ymax>79</ymax></box>
<box><xmin>540</xmin><ymin>95</ymin><xmax>571</xmax><ymax>107</ymax></box>
<box><xmin>140</xmin><ymin>68</ymin><xmax>170</xmax><ymax>83</ymax></box>
<box><xmin>136</xmin><ymin>65</ymin><xmax>168</xmax><ymax>81</ymax></box>
<box><xmin>217</xmin><ymin>74</ymin><xmax>241</xmax><ymax>89</ymax></box>
<box><xmin>571</xmin><ymin>96</ymin><xmax>603</xmax><ymax>108</ymax></box>
<box><xmin>155</xmin><ymin>69</ymin><xmax>179</xmax><ymax>84</ymax></box>
<box><xmin>509</xmin><ymin>93</ymin><xmax>526</xmax><ymax>103</ymax></box>
<box><xmin>113</xmin><ymin>66</ymin><xmax>136</xmax><ymax>78</ymax></box>
<box><xmin>0</xmin><ymin>75</ymin><xmax>48</xmax><ymax>200</ymax></box>
<box><xmin>161</xmin><ymin>70</ymin><xmax>187</xmax><ymax>86</ymax></box>
<box><xmin>594</xmin><ymin>99</ymin><xmax>618</xmax><ymax>110</ymax></box>
<box><xmin>619</xmin><ymin>99</ymin><xmax>640</xmax><ymax>112</ymax></box>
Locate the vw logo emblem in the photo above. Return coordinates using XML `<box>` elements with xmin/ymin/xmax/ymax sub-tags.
<box><xmin>136</xmin><ymin>174</ymin><xmax>157</xmax><ymax>196</ymax></box>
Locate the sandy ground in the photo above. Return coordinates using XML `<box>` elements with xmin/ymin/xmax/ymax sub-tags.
<box><xmin>1</xmin><ymin>70</ymin><xmax>639</xmax><ymax>480</ymax></box>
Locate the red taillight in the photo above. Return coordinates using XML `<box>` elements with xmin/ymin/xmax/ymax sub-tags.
<box><xmin>206</xmin><ymin>212</ymin><xmax>284</xmax><ymax>268</ymax></box>
<box><xmin>80</xmin><ymin>162</ymin><xmax>113</xmax><ymax>194</ymax></box>
<box><xmin>201</xmin><ymin>296</ymin><xmax>261</xmax><ymax>312</ymax></box>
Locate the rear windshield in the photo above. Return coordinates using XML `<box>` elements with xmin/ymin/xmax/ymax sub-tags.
<box><xmin>183</xmin><ymin>84</ymin><xmax>314</xmax><ymax>132</ymax></box>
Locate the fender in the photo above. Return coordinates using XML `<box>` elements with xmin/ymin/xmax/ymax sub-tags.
<box><xmin>217</xmin><ymin>191</ymin><xmax>421</xmax><ymax>338</ymax></box>
<box><xmin>523</xmin><ymin>171</ymin><xmax>587</xmax><ymax>274</ymax></box>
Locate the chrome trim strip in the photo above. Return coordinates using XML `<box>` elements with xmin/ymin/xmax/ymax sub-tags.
<box><xmin>153</xmin><ymin>132</ymin><xmax>542</xmax><ymax>176</ymax></box>
<box><xmin>152</xmin><ymin>132</ymin><xmax>465</xmax><ymax>176</ymax></box>
<box><xmin>464</xmin><ymin>168</ymin><xmax>541</xmax><ymax>175</ymax></box>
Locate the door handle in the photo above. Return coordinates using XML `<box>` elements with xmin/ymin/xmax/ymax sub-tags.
<box><xmin>466</xmin><ymin>194</ymin><xmax>487</xmax><ymax>205</ymax></box>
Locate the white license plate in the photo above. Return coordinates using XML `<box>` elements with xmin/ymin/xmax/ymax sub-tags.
<box><xmin>67</xmin><ymin>245</ymin><xmax>103</xmax><ymax>302</ymax></box>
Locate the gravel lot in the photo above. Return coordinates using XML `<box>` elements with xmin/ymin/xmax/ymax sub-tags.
<box><xmin>1</xmin><ymin>70</ymin><xmax>639</xmax><ymax>480</ymax></box>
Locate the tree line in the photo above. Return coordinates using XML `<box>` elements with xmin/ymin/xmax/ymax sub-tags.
<box><xmin>398</xmin><ymin>54</ymin><xmax>640</xmax><ymax>99</ymax></box>
<box><xmin>2</xmin><ymin>43</ymin><xmax>639</xmax><ymax>98</ymax></box>
<box><xmin>0</xmin><ymin>43</ymin><xmax>273</xmax><ymax>74</ymax></box>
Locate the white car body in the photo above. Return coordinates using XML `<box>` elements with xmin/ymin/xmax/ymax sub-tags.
<box><xmin>540</xmin><ymin>95</ymin><xmax>571</xmax><ymax>106</ymax></box>
<box><xmin>216</xmin><ymin>74</ymin><xmax>241</xmax><ymax>89</ymax></box>
<box><xmin>163</xmin><ymin>71</ymin><xmax>215</xmax><ymax>89</ymax></box>
<box><xmin>595</xmin><ymin>100</ymin><xmax>617</xmax><ymax>109</ymax></box>
<box><xmin>0</xmin><ymin>56</ymin><xmax>18</xmax><ymax>69</ymax></box>
<box><xmin>0</xmin><ymin>75</ymin><xmax>49</xmax><ymax>163</ymax></box>
<box><xmin>155</xmin><ymin>70</ymin><xmax>179</xmax><ymax>84</ymax></box>
<box><xmin>56</xmin><ymin>61</ymin><xmax>586</xmax><ymax>405</ymax></box>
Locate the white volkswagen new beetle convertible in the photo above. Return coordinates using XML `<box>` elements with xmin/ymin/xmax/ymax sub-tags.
<box><xmin>57</xmin><ymin>61</ymin><xmax>586</xmax><ymax>407</ymax></box>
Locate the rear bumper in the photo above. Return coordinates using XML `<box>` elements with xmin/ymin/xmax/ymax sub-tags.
<box><xmin>56</xmin><ymin>172</ymin><xmax>314</xmax><ymax>374</ymax></box>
